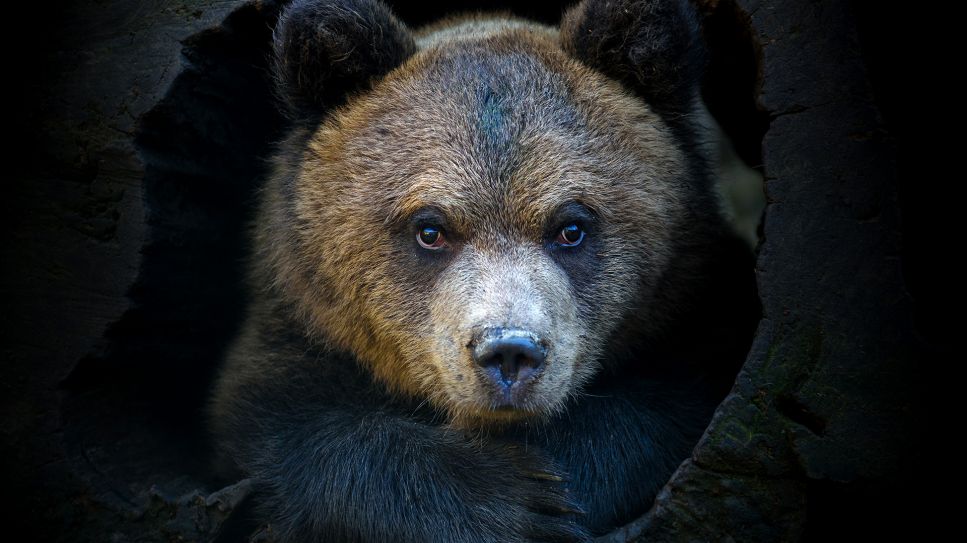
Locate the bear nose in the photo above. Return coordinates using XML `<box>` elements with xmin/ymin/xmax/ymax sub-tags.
<box><xmin>471</xmin><ymin>328</ymin><xmax>546</xmax><ymax>387</ymax></box>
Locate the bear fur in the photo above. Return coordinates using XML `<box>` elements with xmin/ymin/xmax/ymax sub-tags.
<box><xmin>209</xmin><ymin>0</ymin><xmax>759</xmax><ymax>540</ymax></box>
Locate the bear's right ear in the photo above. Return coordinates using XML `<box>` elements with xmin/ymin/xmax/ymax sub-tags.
<box><xmin>273</xmin><ymin>0</ymin><xmax>416</xmax><ymax>120</ymax></box>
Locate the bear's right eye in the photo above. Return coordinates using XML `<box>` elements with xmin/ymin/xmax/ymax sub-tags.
<box><xmin>556</xmin><ymin>223</ymin><xmax>585</xmax><ymax>247</ymax></box>
<box><xmin>417</xmin><ymin>226</ymin><xmax>447</xmax><ymax>250</ymax></box>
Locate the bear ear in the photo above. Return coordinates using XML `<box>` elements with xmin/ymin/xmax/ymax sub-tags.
<box><xmin>561</xmin><ymin>0</ymin><xmax>706</xmax><ymax>114</ymax></box>
<box><xmin>273</xmin><ymin>0</ymin><xmax>416</xmax><ymax>120</ymax></box>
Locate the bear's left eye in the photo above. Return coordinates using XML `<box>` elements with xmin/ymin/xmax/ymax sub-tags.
<box><xmin>555</xmin><ymin>224</ymin><xmax>585</xmax><ymax>247</ymax></box>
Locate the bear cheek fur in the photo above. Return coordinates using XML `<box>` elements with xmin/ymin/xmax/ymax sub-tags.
<box><xmin>284</xmin><ymin>121</ymin><xmax>426</xmax><ymax>397</ymax></box>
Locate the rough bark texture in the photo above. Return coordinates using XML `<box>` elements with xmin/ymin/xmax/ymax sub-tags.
<box><xmin>3</xmin><ymin>1</ymin><xmax>927</xmax><ymax>541</ymax></box>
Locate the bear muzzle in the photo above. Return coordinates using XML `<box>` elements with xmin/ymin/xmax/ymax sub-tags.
<box><xmin>470</xmin><ymin>327</ymin><xmax>547</xmax><ymax>407</ymax></box>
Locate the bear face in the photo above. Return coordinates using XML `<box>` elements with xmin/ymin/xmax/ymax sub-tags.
<box><xmin>258</xmin><ymin>7</ymin><xmax>717</xmax><ymax>428</ymax></box>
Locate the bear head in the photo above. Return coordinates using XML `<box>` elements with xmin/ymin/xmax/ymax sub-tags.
<box><xmin>256</xmin><ymin>0</ymin><xmax>723</xmax><ymax>427</ymax></box>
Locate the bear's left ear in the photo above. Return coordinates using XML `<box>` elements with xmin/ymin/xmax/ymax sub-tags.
<box><xmin>561</xmin><ymin>0</ymin><xmax>706</xmax><ymax>114</ymax></box>
<box><xmin>273</xmin><ymin>0</ymin><xmax>416</xmax><ymax>121</ymax></box>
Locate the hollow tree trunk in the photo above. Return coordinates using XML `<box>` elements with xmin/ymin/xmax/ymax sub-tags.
<box><xmin>3</xmin><ymin>1</ymin><xmax>928</xmax><ymax>541</ymax></box>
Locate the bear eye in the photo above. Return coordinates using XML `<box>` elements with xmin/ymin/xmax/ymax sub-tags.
<box><xmin>417</xmin><ymin>226</ymin><xmax>447</xmax><ymax>250</ymax></box>
<box><xmin>555</xmin><ymin>224</ymin><xmax>585</xmax><ymax>247</ymax></box>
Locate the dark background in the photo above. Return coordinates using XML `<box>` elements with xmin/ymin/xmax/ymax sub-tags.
<box><xmin>2</xmin><ymin>0</ymin><xmax>952</xmax><ymax>540</ymax></box>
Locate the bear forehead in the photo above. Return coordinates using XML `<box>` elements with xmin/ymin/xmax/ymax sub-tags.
<box><xmin>304</xmin><ymin>28</ymin><xmax>685</xmax><ymax>233</ymax></box>
<box><xmin>375</xmin><ymin>29</ymin><xmax>663</xmax><ymax>149</ymax></box>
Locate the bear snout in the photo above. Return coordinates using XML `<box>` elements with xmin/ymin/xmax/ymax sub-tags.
<box><xmin>470</xmin><ymin>328</ymin><xmax>547</xmax><ymax>406</ymax></box>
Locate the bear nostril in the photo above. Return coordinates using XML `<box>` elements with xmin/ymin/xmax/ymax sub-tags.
<box><xmin>471</xmin><ymin>329</ymin><xmax>546</xmax><ymax>386</ymax></box>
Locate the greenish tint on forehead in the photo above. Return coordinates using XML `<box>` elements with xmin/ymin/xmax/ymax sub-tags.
<box><xmin>477</xmin><ymin>86</ymin><xmax>508</xmax><ymax>147</ymax></box>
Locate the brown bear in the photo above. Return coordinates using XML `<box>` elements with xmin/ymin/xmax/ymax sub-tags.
<box><xmin>209</xmin><ymin>0</ymin><xmax>759</xmax><ymax>540</ymax></box>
